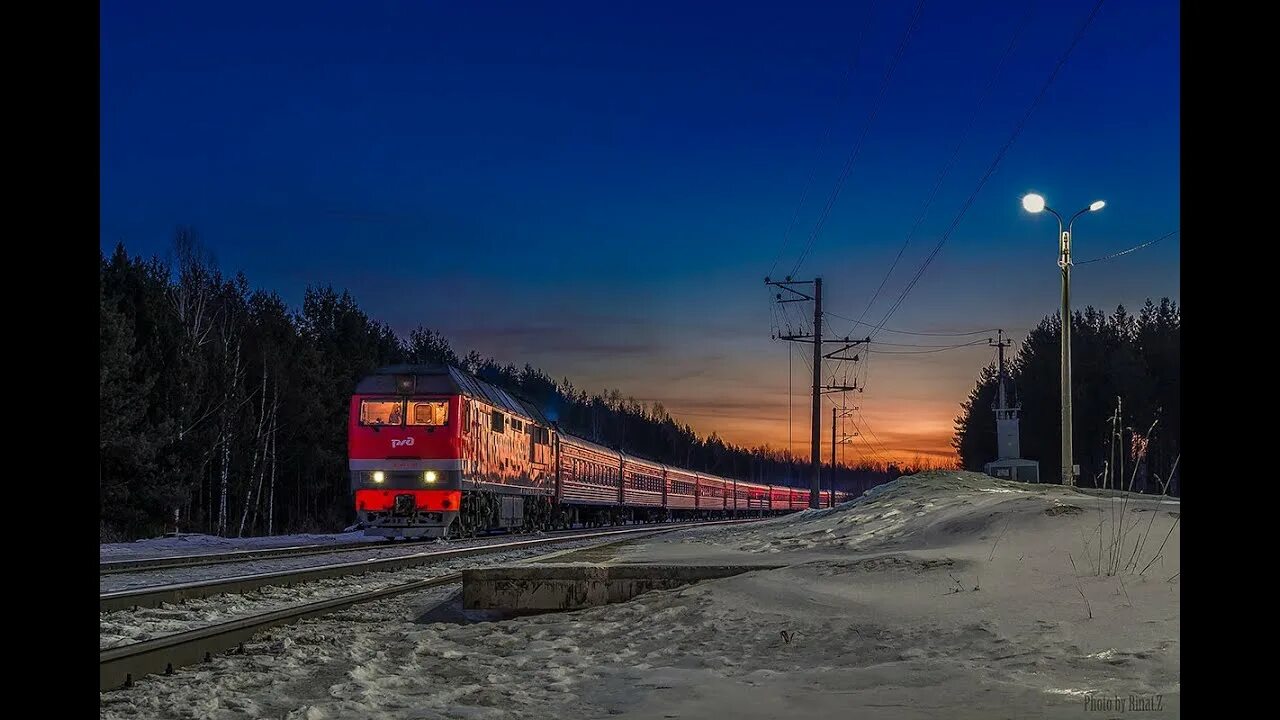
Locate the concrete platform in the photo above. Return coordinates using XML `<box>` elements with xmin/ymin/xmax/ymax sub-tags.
<box><xmin>462</xmin><ymin>563</ymin><xmax>784</xmax><ymax>611</ymax></box>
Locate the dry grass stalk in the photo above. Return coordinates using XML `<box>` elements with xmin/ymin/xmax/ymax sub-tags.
<box><xmin>1069</xmin><ymin>553</ymin><xmax>1092</xmax><ymax>619</ymax></box>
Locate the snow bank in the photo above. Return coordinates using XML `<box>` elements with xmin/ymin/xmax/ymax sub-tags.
<box><xmin>101</xmin><ymin>472</ymin><xmax>1180</xmax><ymax>719</ymax></box>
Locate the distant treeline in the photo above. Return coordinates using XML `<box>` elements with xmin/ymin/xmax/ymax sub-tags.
<box><xmin>101</xmin><ymin>233</ymin><xmax>904</xmax><ymax>541</ymax></box>
<box><xmin>952</xmin><ymin>301</ymin><xmax>1180</xmax><ymax>495</ymax></box>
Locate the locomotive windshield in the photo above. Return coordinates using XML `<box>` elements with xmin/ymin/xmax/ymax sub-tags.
<box><xmin>409</xmin><ymin>400</ymin><xmax>449</xmax><ymax>426</ymax></box>
<box><xmin>360</xmin><ymin>399</ymin><xmax>403</xmax><ymax>425</ymax></box>
<box><xmin>359</xmin><ymin>398</ymin><xmax>449</xmax><ymax>426</ymax></box>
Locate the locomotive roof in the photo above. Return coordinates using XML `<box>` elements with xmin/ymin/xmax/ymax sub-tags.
<box><xmin>357</xmin><ymin>365</ymin><xmax>553</xmax><ymax>426</ymax></box>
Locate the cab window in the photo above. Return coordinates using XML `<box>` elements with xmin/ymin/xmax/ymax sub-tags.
<box><xmin>409</xmin><ymin>400</ymin><xmax>449</xmax><ymax>426</ymax></box>
<box><xmin>360</xmin><ymin>399</ymin><xmax>404</xmax><ymax>426</ymax></box>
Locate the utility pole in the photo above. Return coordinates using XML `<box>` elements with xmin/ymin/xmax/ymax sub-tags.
<box><xmin>767</xmin><ymin>276</ymin><xmax>821</xmax><ymax>508</ymax></box>
<box><xmin>831</xmin><ymin>406</ymin><xmax>856</xmax><ymax>507</ymax></box>
<box><xmin>810</xmin><ymin>278</ymin><xmax>822</xmax><ymax>508</ymax></box>
<box><xmin>767</xmin><ymin>276</ymin><xmax>868</xmax><ymax>509</ymax></box>
<box><xmin>990</xmin><ymin>329</ymin><xmax>1011</xmax><ymax>410</ymax></box>
<box><xmin>814</xmin><ymin>278</ymin><xmax>824</xmax><ymax>507</ymax></box>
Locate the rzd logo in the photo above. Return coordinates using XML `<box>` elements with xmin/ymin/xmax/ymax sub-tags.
<box><xmin>391</xmin><ymin>437</ymin><xmax>415</xmax><ymax>448</ymax></box>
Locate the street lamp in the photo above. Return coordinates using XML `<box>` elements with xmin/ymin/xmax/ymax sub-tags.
<box><xmin>1021</xmin><ymin>192</ymin><xmax>1105</xmax><ymax>487</ymax></box>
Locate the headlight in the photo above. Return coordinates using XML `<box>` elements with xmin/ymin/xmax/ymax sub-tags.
<box><xmin>424</xmin><ymin>470</ymin><xmax>438</xmax><ymax>484</ymax></box>
<box><xmin>372</xmin><ymin>471</ymin><xmax>385</xmax><ymax>483</ymax></box>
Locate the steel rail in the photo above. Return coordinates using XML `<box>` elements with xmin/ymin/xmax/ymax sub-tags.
<box><xmin>101</xmin><ymin>518</ymin><xmax>761</xmax><ymax>575</ymax></box>
<box><xmin>100</xmin><ymin>540</ymin><xmax>380</xmax><ymax>575</ymax></box>
<box><xmin>100</xmin><ymin>519</ymin><xmax>760</xmax><ymax>612</ymax></box>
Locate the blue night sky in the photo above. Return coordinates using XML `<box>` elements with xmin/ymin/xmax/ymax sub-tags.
<box><xmin>100</xmin><ymin>0</ymin><xmax>1180</xmax><ymax>463</ymax></box>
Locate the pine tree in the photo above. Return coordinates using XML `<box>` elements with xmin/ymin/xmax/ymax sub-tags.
<box><xmin>952</xmin><ymin>363</ymin><xmax>998</xmax><ymax>470</ymax></box>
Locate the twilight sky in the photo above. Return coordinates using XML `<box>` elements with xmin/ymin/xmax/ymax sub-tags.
<box><xmin>100</xmin><ymin>0</ymin><xmax>1180</xmax><ymax>465</ymax></box>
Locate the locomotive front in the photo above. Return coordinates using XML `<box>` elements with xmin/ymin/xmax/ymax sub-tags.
<box><xmin>349</xmin><ymin>368</ymin><xmax>464</xmax><ymax>538</ymax></box>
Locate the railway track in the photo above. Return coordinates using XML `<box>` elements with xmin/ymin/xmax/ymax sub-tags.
<box><xmin>100</xmin><ymin>518</ymin><xmax>745</xmax><ymax>575</ymax></box>
<box><xmin>101</xmin><ymin>519</ymin><xmax>749</xmax><ymax>691</ymax></box>
<box><xmin>99</xmin><ymin>540</ymin><xmax>378</xmax><ymax>575</ymax></box>
<box><xmin>100</xmin><ymin>520</ymin><xmax>756</xmax><ymax>611</ymax></box>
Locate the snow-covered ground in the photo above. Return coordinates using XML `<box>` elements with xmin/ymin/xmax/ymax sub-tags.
<box><xmin>100</xmin><ymin>472</ymin><xmax>1179</xmax><ymax>719</ymax></box>
<box><xmin>100</xmin><ymin>531</ymin><xmax>378</xmax><ymax>561</ymax></box>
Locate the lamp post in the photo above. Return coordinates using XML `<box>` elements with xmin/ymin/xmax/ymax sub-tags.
<box><xmin>1021</xmin><ymin>193</ymin><xmax>1105</xmax><ymax>487</ymax></box>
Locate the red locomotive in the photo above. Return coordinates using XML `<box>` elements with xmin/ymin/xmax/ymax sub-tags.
<box><xmin>349</xmin><ymin>365</ymin><xmax>847</xmax><ymax>539</ymax></box>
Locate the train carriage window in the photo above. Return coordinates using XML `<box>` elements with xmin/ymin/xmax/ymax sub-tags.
<box><xmin>491</xmin><ymin>410</ymin><xmax>505</xmax><ymax>433</ymax></box>
<box><xmin>409</xmin><ymin>400</ymin><xmax>449</xmax><ymax>426</ymax></box>
<box><xmin>360</xmin><ymin>399</ymin><xmax>403</xmax><ymax>426</ymax></box>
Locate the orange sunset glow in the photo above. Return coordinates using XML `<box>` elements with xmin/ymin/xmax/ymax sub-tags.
<box><xmin>471</xmin><ymin>326</ymin><xmax>1000</xmax><ymax>469</ymax></box>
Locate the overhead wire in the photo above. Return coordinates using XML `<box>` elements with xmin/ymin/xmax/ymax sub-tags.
<box><xmin>849</xmin><ymin>416</ymin><xmax>890</xmax><ymax>464</ymax></box>
<box><xmin>846</xmin><ymin>1</ymin><xmax>1038</xmax><ymax>337</ymax></box>
<box><xmin>868</xmin><ymin>0</ymin><xmax>1109</xmax><ymax>340</ymax></box>
<box><xmin>856</xmin><ymin>409</ymin><xmax>897</xmax><ymax>460</ymax></box>
<box><xmin>869</xmin><ymin>338</ymin><xmax>989</xmax><ymax>354</ymax></box>
<box><xmin>825</xmin><ymin>311</ymin><xmax>995</xmax><ymax>337</ymax></box>
<box><xmin>868</xmin><ymin>339</ymin><xmax>992</xmax><ymax>348</ymax></box>
<box><xmin>1075</xmin><ymin>229</ymin><xmax>1179</xmax><ymax>265</ymax></box>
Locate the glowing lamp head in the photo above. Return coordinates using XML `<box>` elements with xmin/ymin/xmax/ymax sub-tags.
<box><xmin>1021</xmin><ymin>193</ymin><xmax>1046</xmax><ymax>213</ymax></box>
<box><xmin>424</xmin><ymin>470</ymin><xmax>438</xmax><ymax>484</ymax></box>
<box><xmin>372</xmin><ymin>471</ymin><xmax>385</xmax><ymax>484</ymax></box>
<box><xmin>1089</xmin><ymin>200</ymin><xmax>1106</xmax><ymax>212</ymax></box>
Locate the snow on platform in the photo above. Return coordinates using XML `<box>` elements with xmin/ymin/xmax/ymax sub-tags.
<box><xmin>100</xmin><ymin>472</ymin><xmax>1180</xmax><ymax>719</ymax></box>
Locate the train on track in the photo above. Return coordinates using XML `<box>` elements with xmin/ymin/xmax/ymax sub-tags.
<box><xmin>350</xmin><ymin>365</ymin><xmax>852</xmax><ymax>539</ymax></box>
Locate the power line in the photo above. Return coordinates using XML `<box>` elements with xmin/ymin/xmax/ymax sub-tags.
<box><xmin>849</xmin><ymin>416</ymin><xmax>891</xmax><ymax>464</ymax></box>
<box><xmin>868</xmin><ymin>0</ymin><xmax>1109</xmax><ymax>339</ymax></box>
<box><xmin>790</xmin><ymin>0</ymin><xmax>927</xmax><ymax>277</ymax></box>
<box><xmin>868</xmin><ymin>339</ymin><xmax>994</xmax><ymax>348</ymax></box>
<box><xmin>1076</xmin><ymin>229</ymin><xmax>1179</xmax><ymax>265</ymax></box>
<box><xmin>767</xmin><ymin>0</ymin><xmax>879</xmax><ymax>280</ymax></box>
<box><xmin>869</xmin><ymin>338</ymin><xmax>989</xmax><ymax>354</ymax></box>
<box><xmin>825</xmin><ymin>311</ymin><xmax>996</xmax><ymax>337</ymax></box>
<box><xmin>847</xmin><ymin>1</ymin><xmax>1037</xmax><ymax>337</ymax></box>
<box><xmin>856</xmin><ymin>410</ymin><xmax>897</xmax><ymax>460</ymax></box>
